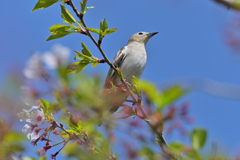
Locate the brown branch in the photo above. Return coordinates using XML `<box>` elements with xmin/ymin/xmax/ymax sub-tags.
<box><xmin>213</xmin><ymin>0</ymin><xmax>240</xmax><ymax>10</ymax></box>
<box><xmin>53</xmin><ymin>121</ymin><xmax>71</xmax><ymax>136</ymax></box>
<box><xmin>66</xmin><ymin>0</ymin><xmax>174</xmax><ymax>158</ymax></box>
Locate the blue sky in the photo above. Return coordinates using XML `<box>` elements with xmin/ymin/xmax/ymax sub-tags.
<box><xmin>1</xmin><ymin>0</ymin><xmax>240</xmax><ymax>158</ymax></box>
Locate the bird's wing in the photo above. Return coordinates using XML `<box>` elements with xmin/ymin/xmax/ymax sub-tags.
<box><xmin>104</xmin><ymin>46</ymin><xmax>128</xmax><ymax>88</ymax></box>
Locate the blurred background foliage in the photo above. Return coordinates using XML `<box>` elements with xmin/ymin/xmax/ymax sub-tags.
<box><xmin>1</xmin><ymin>0</ymin><xmax>240</xmax><ymax>160</ymax></box>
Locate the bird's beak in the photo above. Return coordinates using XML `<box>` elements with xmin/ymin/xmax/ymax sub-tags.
<box><xmin>147</xmin><ymin>32</ymin><xmax>158</xmax><ymax>37</ymax></box>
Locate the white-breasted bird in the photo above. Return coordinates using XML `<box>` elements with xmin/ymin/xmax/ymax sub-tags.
<box><xmin>100</xmin><ymin>31</ymin><xmax>158</xmax><ymax>125</ymax></box>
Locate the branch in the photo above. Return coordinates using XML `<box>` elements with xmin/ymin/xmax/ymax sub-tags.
<box><xmin>67</xmin><ymin>0</ymin><xmax>113</xmax><ymax>67</ymax></box>
<box><xmin>213</xmin><ymin>0</ymin><xmax>240</xmax><ymax>11</ymax></box>
<box><xmin>66</xmin><ymin>1</ymin><xmax>174</xmax><ymax>158</ymax></box>
<box><xmin>53</xmin><ymin>121</ymin><xmax>71</xmax><ymax>136</ymax></box>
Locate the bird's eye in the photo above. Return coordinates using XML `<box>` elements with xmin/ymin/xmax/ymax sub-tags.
<box><xmin>138</xmin><ymin>32</ymin><xmax>143</xmax><ymax>35</ymax></box>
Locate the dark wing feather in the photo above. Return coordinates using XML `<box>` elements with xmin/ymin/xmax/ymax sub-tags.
<box><xmin>104</xmin><ymin>46</ymin><xmax>127</xmax><ymax>88</ymax></box>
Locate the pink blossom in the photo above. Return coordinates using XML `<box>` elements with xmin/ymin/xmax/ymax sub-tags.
<box><xmin>26</xmin><ymin>109</ymin><xmax>45</xmax><ymax>125</ymax></box>
<box><xmin>29</xmin><ymin>128</ymin><xmax>41</xmax><ymax>140</ymax></box>
<box><xmin>38</xmin><ymin>145</ymin><xmax>52</xmax><ymax>157</ymax></box>
<box><xmin>22</xmin><ymin>124</ymin><xmax>40</xmax><ymax>140</ymax></box>
<box><xmin>38</xmin><ymin>147</ymin><xmax>47</xmax><ymax>157</ymax></box>
<box><xmin>52</xmin><ymin>129</ymin><xmax>60</xmax><ymax>135</ymax></box>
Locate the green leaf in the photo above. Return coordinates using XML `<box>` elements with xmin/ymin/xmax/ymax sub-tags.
<box><xmin>132</xmin><ymin>76</ymin><xmax>141</xmax><ymax>97</ymax></box>
<box><xmin>74</xmin><ymin>50</ymin><xmax>92</xmax><ymax>60</ymax></box>
<box><xmin>80</xmin><ymin>0</ymin><xmax>94</xmax><ymax>14</ymax></box>
<box><xmin>81</xmin><ymin>42</ymin><xmax>93</xmax><ymax>57</ymax></box>
<box><xmin>69</xmin><ymin>112</ymin><xmax>82</xmax><ymax>128</ymax></box>
<box><xmin>161</xmin><ymin>85</ymin><xmax>188</xmax><ymax>107</ymax></box>
<box><xmin>48</xmin><ymin>102</ymin><xmax>62</xmax><ymax>113</ymax></box>
<box><xmin>190</xmin><ymin>128</ymin><xmax>207</xmax><ymax>150</ymax></box>
<box><xmin>68</xmin><ymin>62</ymin><xmax>89</xmax><ymax>74</ymax></box>
<box><xmin>45</xmin><ymin>31</ymin><xmax>73</xmax><ymax>41</ymax></box>
<box><xmin>140</xmin><ymin>81</ymin><xmax>188</xmax><ymax>110</ymax></box>
<box><xmin>169</xmin><ymin>142</ymin><xmax>184</xmax><ymax>153</ymax></box>
<box><xmin>86</xmin><ymin>6</ymin><xmax>94</xmax><ymax>11</ymax></box>
<box><xmin>76</xmin><ymin>21</ymin><xmax>83</xmax><ymax>27</ymax></box>
<box><xmin>60</xmin><ymin>130</ymin><xmax>76</xmax><ymax>138</ymax></box>
<box><xmin>100</xmin><ymin>21</ymin><xmax>102</xmax><ymax>32</ymax></box>
<box><xmin>101</xmin><ymin>18</ymin><xmax>108</xmax><ymax>32</ymax></box>
<box><xmin>140</xmin><ymin>81</ymin><xmax>163</xmax><ymax>108</ymax></box>
<box><xmin>99</xmin><ymin>30</ymin><xmax>104</xmax><ymax>39</ymax></box>
<box><xmin>186</xmin><ymin>150</ymin><xmax>201</xmax><ymax>159</ymax></box>
<box><xmin>68</xmin><ymin>124</ymin><xmax>81</xmax><ymax>133</ymax></box>
<box><xmin>91</xmin><ymin>62</ymin><xmax>99</xmax><ymax>68</ymax></box>
<box><xmin>46</xmin><ymin>24</ymin><xmax>75</xmax><ymax>41</ymax></box>
<box><xmin>39</xmin><ymin>98</ymin><xmax>49</xmax><ymax>110</ymax></box>
<box><xmin>86</xmin><ymin>28</ymin><xmax>100</xmax><ymax>34</ymax></box>
<box><xmin>75</xmin><ymin>62</ymin><xmax>88</xmax><ymax>74</ymax></box>
<box><xmin>67</xmin><ymin>62</ymin><xmax>78</xmax><ymax>74</ymax></box>
<box><xmin>49</xmin><ymin>24</ymin><xmax>71</xmax><ymax>34</ymax></box>
<box><xmin>4</xmin><ymin>132</ymin><xmax>25</xmax><ymax>142</ymax></box>
<box><xmin>80</xmin><ymin>3</ymin><xmax>85</xmax><ymax>14</ymax></box>
<box><xmin>104</xmin><ymin>28</ymin><xmax>118</xmax><ymax>35</ymax></box>
<box><xmin>83</xmin><ymin>0</ymin><xmax>88</xmax><ymax>5</ymax></box>
<box><xmin>32</xmin><ymin>0</ymin><xmax>58</xmax><ymax>12</ymax></box>
<box><xmin>60</xmin><ymin>5</ymin><xmax>76</xmax><ymax>24</ymax></box>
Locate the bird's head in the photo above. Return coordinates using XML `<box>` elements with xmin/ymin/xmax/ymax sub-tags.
<box><xmin>128</xmin><ymin>32</ymin><xmax>158</xmax><ymax>45</ymax></box>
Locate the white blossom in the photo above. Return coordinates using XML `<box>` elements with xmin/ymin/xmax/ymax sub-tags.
<box><xmin>17</xmin><ymin>105</ymin><xmax>40</xmax><ymax>122</ymax></box>
<box><xmin>18</xmin><ymin>105</ymin><xmax>44</xmax><ymax>139</ymax></box>
<box><xmin>23</xmin><ymin>53</ymin><xmax>43</xmax><ymax>79</ymax></box>
<box><xmin>30</xmin><ymin>128</ymin><xmax>41</xmax><ymax>140</ymax></box>
<box><xmin>17</xmin><ymin>111</ymin><xmax>30</xmax><ymax>122</ymax></box>
<box><xmin>22</xmin><ymin>124</ymin><xmax>40</xmax><ymax>140</ymax></box>
<box><xmin>22</xmin><ymin>124</ymin><xmax>32</xmax><ymax>135</ymax></box>
<box><xmin>42</xmin><ymin>44</ymin><xmax>70</xmax><ymax>69</ymax></box>
<box><xmin>26</xmin><ymin>109</ymin><xmax>45</xmax><ymax>125</ymax></box>
<box><xmin>23</xmin><ymin>105</ymin><xmax>40</xmax><ymax>113</ymax></box>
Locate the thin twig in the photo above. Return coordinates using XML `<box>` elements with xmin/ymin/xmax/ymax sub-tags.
<box><xmin>124</xmin><ymin>99</ymin><xmax>134</xmax><ymax>103</ymax></box>
<box><xmin>54</xmin><ymin>121</ymin><xmax>71</xmax><ymax>136</ymax></box>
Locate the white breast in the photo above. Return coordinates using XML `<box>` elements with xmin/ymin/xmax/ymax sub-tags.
<box><xmin>121</xmin><ymin>43</ymin><xmax>147</xmax><ymax>85</ymax></box>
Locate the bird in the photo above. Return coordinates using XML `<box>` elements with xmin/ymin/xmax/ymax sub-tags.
<box><xmin>99</xmin><ymin>31</ymin><xmax>158</xmax><ymax>126</ymax></box>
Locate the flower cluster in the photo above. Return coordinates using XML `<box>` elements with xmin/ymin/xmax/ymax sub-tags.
<box><xmin>23</xmin><ymin>44</ymin><xmax>70</xmax><ymax>80</ymax></box>
<box><xmin>17</xmin><ymin>103</ymin><xmax>57</xmax><ymax>158</ymax></box>
<box><xmin>18</xmin><ymin>105</ymin><xmax>45</xmax><ymax>140</ymax></box>
<box><xmin>17</xmin><ymin>100</ymin><xmax>99</xmax><ymax>159</ymax></box>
